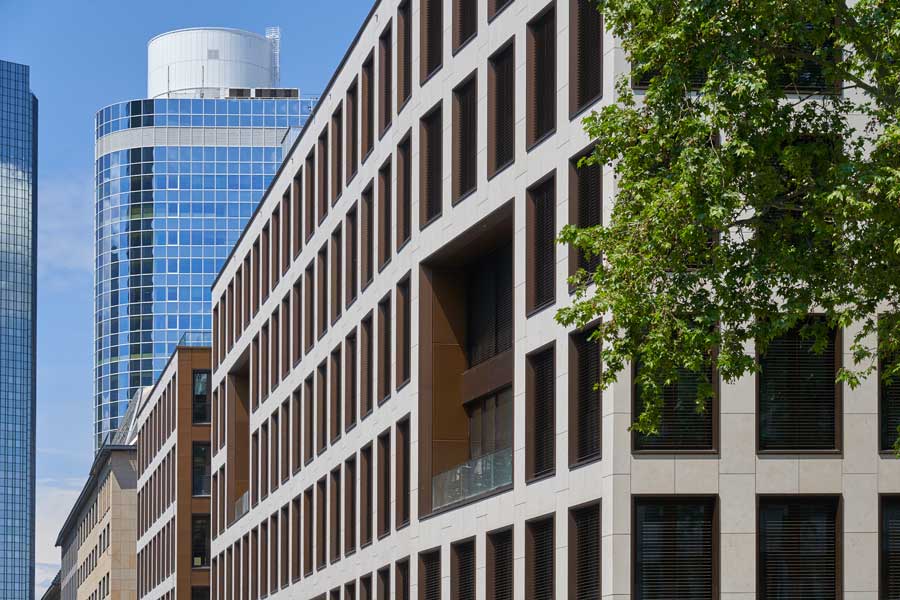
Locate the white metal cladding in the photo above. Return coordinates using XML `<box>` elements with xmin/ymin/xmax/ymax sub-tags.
<box><xmin>148</xmin><ymin>27</ymin><xmax>277</xmax><ymax>99</ymax></box>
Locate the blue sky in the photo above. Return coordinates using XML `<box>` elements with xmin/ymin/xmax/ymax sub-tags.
<box><xmin>0</xmin><ymin>0</ymin><xmax>373</xmax><ymax>594</ymax></box>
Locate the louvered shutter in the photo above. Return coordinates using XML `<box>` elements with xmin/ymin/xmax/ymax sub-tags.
<box><xmin>572</xmin><ymin>504</ymin><xmax>601</xmax><ymax>600</ymax></box>
<box><xmin>422</xmin><ymin>108</ymin><xmax>443</xmax><ymax>223</ymax></box>
<box><xmin>532</xmin><ymin>10</ymin><xmax>556</xmax><ymax>142</ymax></box>
<box><xmin>361</xmin><ymin>317</ymin><xmax>373</xmax><ymax>415</ymax></box>
<box><xmin>455</xmin><ymin>0</ymin><xmax>477</xmax><ymax>48</ymax></box>
<box><xmin>576</xmin><ymin>159</ymin><xmax>602</xmax><ymax>273</ymax></box>
<box><xmin>466</xmin><ymin>244</ymin><xmax>512</xmax><ymax>366</ymax></box>
<box><xmin>531</xmin><ymin>348</ymin><xmax>555</xmax><ymax>477</ymax></box>
<box><xmin>380</xmin><ymin>28</ymin><xmax>392</xmax><ymax>133</ymax></box>
<box><xmin>574</xmin><ymin>329</ymin><xmax>601</xmax><ymax>461</ymax></box>
<box><xmin>453</xmin><ymin>541</ymin><xmax>475</xmax><ymax>600</ymax></box>
<box><xmin>758</xmin><ymin>497</ymin><xmax>838</xmax><ymax>600</ymax></box>
<box><xmin>493</xmin><ymin>45</ymin><xmax>515</xmax><ymax>171</ymax></box>
<box><xmin>398</xmin><ymin>138</ymin><xmax>412</xmax><ymax>245</ymax></box>
<box><xmin>635</xmin><ymin>364</ymin><xmax>714</xmax><ymax>451</ymax></box>
<box><xmin>377</xmin><ymin>567</ymin><xmax>390</xmax><ymax>600</ymax></box>
<box><xmin>489</xmin><ymin>529</ymin><xmax>513</xmax><ymax>600</ymax></box>
<box><xmin>882</xmin><ymin>497</ymin><xmax>900</xmax><ymax>598</ymax></box>
<box><xmin>422</xmin><ymin>550</ymin><xmax>441</xmax><ymax>600</ymax></box>
<box><xmin>398</xmin><ymin>2</ymin><xmax>412</xmax><ymax>103</ymax></box>
<box><xmin>575</xmin><ymin>0</ymin><xmax>603</xmax><ymax>110</ymax></box>
<box><xmin>528</xmin><ymin>518</ymin><xmax>555</xmax><ymax>600</ymax></box>
<box><xmin>397</xmin><ymin>560</ymin><xmax>410</xmax><ymax>600</ymax></box>
<box><xmin>531</xmin><ymin>178</ymin><xmax>556</xmax><ymax>310</ymax></box>
<box><xmin>759</xmin><ymin>319</ymin><xmax>837</xmax><ymax>451</ymax></box>
<box><xmin>455</xmin><ymin>78</ymin><xmax>477</xmax><ymax>199</ymax></box>
<box><xmin>362</xmin><ymin>190</ymin><xmax>374</xmax><ymax>283</ymax></box>
<box><xmin>881</xmin><ymin>356</ymin><xmax>900</xmax><ymax>450</ymax></box>
<box><xmin>489</xmin><ymin>0</ymin><xmax>514</xmax><ymax>18</ymax></box>
<box><xmin>634</xmin><ymin>497</ymin><xmax>715</xmax><ymax>600</ymax></box>
<box><xmin>363</xmin><ymin>58</ymin><xmax>374</xmax><ymax>155</ymax></box>
<box><xmin>424</xmin><ymin>0</ymin><xmax>443</xmax><ymax>77</ymax></box>
<box><xmin>494</xmin><ymin>244</ymin><xmax>514</xmax><ymax>355</ymax></box>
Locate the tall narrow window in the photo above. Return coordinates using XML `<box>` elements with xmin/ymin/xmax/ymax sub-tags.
<box><xmin>346</xmin><ymin>581</ymin><xmax>357</xmax><ymax>600</ymax></box>
<box><xmin>377</xmin><ymin>429</ymin><xmax>392</xmax><ymax>537</ymax></box>
<box><xmin>280</xmin><ymin>401</ymin><xmax>290</xmax><ymax>482</ymax></box>
<box><xmin>192</xmin><ymin>515</ymin><xmax>211</xmax><ymax>568</ymax></box>
<box><xmin>361</xmin><ymin>443</ymin><xmax>374</xmax><ymax>546</ymax></box>
<box><xmin>346</xmin><ymin>205</ymin><xmax>359</xmax><ymax>305</ymax></box>
<box><xmin>252</xmin><ymin>430</ymin><xmax>260</xmax><ymax>505</ymax></box>
<box><xmin>420</xmin><ymin>104</ymin><xmax>443</xmax><ymax>226</ymax></box>
<box><xmin>379</xmin><ymin>23</ymin><xmax>393</xmax><ymax>135</ymax></box>
<box><xmin>569</xmin><ymin>148</ymin><xmax>603</xmax><ymax>276</ymax></box>
<box><xmin>397</xmin><ymin>135</ymin><xmax>412</xmax><ymax>248</ymax></box>
<box><xmin>570</xmin><ymin>0</ymin><xmax>603</xmax><ymax>116</ymax></box>
<box><xmin>316</xmin><ymin>477</ymin><xmax>327</xmax><ymax>570</ymax></box>
<box><xmin>633</xmin><ymin>360</ymin><xmax>716</xmax><ymax>452</ymax></box>
<box><xmin>345</xmin><ymin>330</ymin><xmax>358</xmax><ymax>431</ymax></box>
<box><xmin>396</xmin><ymin>277</ymin><xmax>411</xmax><ymax>388</ymax></box>
<box><xmin>260</xmin><ymin>520</ymin><xmax>269</xmax><ymax>596</ymax></box>
<box><xmin>526</xmin><ymin>345</ymin><xmax>555</xmax><ymax>480</ymax></box>
<box><xmin>396</xmin><ymin>558</ymin><xmax>411</xmax><ymax>600</ymax></box>
<box><xmin>281</xmin><ymin>294</ymin><xmax>290</xmax><ymax>379</ymax></box>
<box><xmin>330</xmin><ymin>346</ymin><xmax>343</xmax><ymax>443</ymax></box>
<box><xmin>527</xmin><ymin>175</ymin><xmax>556</xmax><ymax>313</ymax></box>
<box><xmin>193</xmin><ymin>443</ymin><xmax>211</xmax><ymax>496</ymax></box>
<box><xmin>758</xmin><ymin>496</ymin><xmax>839</xmax><ymax>600</ymax></box>
<box><xmin>282</xmin><ymin>190</ymin><xmax>291</xmax><ymax>276</ymax></box>
<box><xmin>346</xmin><ymin>79</ymin><xmax>359</xmax><ymax>182</ymax></box>
<box><xmin>378</xmin><ymin>293</ymin><xmax>392</xmax><ymax>403</ymax></box>
<box><xmin>360</xmin><ymin>574</ymin><xmax>373</xmax><ymax>600</ymax></box>
<box><xmin>318</xmin><ymin>128</ymin><xmax>329</xmax><ymax>222</ymax></box>
<box><xmin>420</xmin><ymin>549</ymin><xmax>441</xmax><ymax>600</ymax></box>
<box><xmin>304</xmin><ymin>262</ymin><xmax>315</xmax><ymax>352</ymax></box>
<box><xmin>362</xmin><ymin>184</ymin><xmax>375</xmax><ymax>287</ymax></box>
<box><xmin>331</xmin><ymin>226</ymin><xmax>343</xmax><ymax>323</ymax></box>
<box><xmin>291</xmin><ymin>496</ymin><xmax>301</xmax><ymax>581</ymax></box>
<box><xmin>361</xmin><ymin>314</ymin><xmax>374</xmax><ymax>416</ymax></box>
<box><xmin>453</xmin><ymin>0</ymin><xmax>477</xmax><ymax>50</ymax></box>
<box><xmin>397</xmin><ymin>1</ymin><xmax>412</xmax><ymax>108</ymax></box>
<box><xmin>317</xmin><ymin>361</ymin><xmax>327</xmax><ymax>455</ymax></box>
<box><xmin>281</xmin><ymin>506</ymin><xmax>290</xmax><ymax>588</ymax></box>
<box><xmin>332</xmin><ymin>104</ymin><xmax>344</xmax><ymax>202</ymax></box>
<box><xmin>344</xmin><ymin>456</ymin><xmax>357</xmax><ymax>555</ymax></box>
<box><xmin>261</xmin><ymin>226</ymin><xmax>271</xmax><ymax>301</ymax></box>
<box><xmin>758</xmin><ymin>317</ymin><xmax>840</xmax><ymax>451</ymax></box>
<box><xmin>881</xmin><ymin>347</ymin><xmax>900</xmax><ymax>451</ymax></box>
<box><xmin>526</xmin><ymin>516</ymin><xmax>554</xmax><ymax>600</ymax></box>
<box><xmin>260</xmin><ymin>420</ymin><xmax>270</xmax><ymax>499</ymax></box>
<box><xmin>452</xmin><ymin>539</ymin><xmax>476</xmax><ymax>600</ymax></box>
<box><xmin>272</xmin><ymin>209</ymin><xmax>281</xmax><ymax>287</ymax></box>
<box><xmin>330</xmin><ymin>467</ymin><xmax>341</xmax><ymax>563</ymax></box>
<box><xmin>527</xmin><ymin>6</ymin><xmax>557</xmax><ymax>147</ymax></box>
<box><xmin>305</xmin><ymin>150</ymin><xmax>316</xmax><ymax>240</ymax></box>
<box><xmin>192</xmin><ymin>370</ymin><xmax>211</xmax><ymax>424</ymax></box>
<box><xmin>452</xmin><ymin>73</ymin><xmax>477</xmax><ymax>203</ymax></box>
<box><xmin>377</xmin><ymin>566</ymin><xmax>391</xmax><ymax>600</ymax></box>
<box><xmin>292</xmin><ymin>388</ymin><xmax>302</xmax><ymax>472</ymax></box>
<box><xmin>634</xmin><ymin>497</ymin><xmax>715</xmax><ymax>600</ymax></box>
<box><xmin>270</xmin><ymin>512</ymin><xmax>279</xmax><ymax>593</ymax></box>
<box><xmin>293</xmin><ymin>169</ymin><xmax>303</xmax><ymax>257</ymax></box>
<box><xmin>488</xmin><ymin>40</ymin><xmax>515</xmax><ymax>177</ymax></box>
<box><xmin>317</xmin><ymin>244</ymin><xmax>328</xmax><ymax>338</ymax></box>
<box><xmin>421</xmin><ymin>0</ymin><xmax>443</xmax><ymax>82</ymax></box>
<box><xmin>378</xmin><ymin>158</ymin><xmax>392</xmax><ymax>270</ymax></box>
<box><xmin>396</xmin><ymin>417</ymin><xmax>411</xmax><ymax>527</ymax></box>
<box><xmin>303</xmin><ymin>487</ymin><xmax>313</xmax><ymax>576</ymax></box>
<box><xmin>362</xmin><ymin>53</ymin><xmax>375</xmax><ymax>159</ymax></box>
<box><xmin>487</xmin><ymin>528</ymin><xmax>513</xmax><ymax>600</ymax></box>
<box><xmin>881</xmin><ymin>496</ymin><xmax>900</xmax><ymax>598</ymax></box>
<box><xmin>569</xmin><ymin>328</ymin><xmax>601</xmax><ymax>463</ymax></box>
<box><xmin>569</xmin><ymin>503</ymin><xmax>600</xmax><ymax>600</ymax></box>
<box><xmin>304</xmin><ymin>375</ymin><xmax>314</xmax><ymax>464</ymax></box>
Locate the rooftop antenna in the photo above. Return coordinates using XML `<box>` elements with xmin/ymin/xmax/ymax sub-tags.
<box><xmin>266</xmin><ymin>27</ymin><xmax>281</xmax><ymax>87</ymax></box>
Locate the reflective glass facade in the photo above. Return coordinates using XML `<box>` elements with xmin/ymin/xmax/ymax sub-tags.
<box><xmin>0</xmin><ymin>59</ymin><xmax>37</xmax><ymax>600</ymax></box>
<box><xmin>94</xmin><ymin>96</ymin><xmax>315</xmax><ymax>448</ymax></box>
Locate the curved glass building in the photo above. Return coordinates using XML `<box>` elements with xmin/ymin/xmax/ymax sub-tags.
<box><xmin>93</xmin><ymin>28</ymin><xmax>316</xmax><ymax>448</ymax></box>
<box><xmin>0</xmin><ymin>59</ymin><xmax>37</xmax><ymax>600</ymax></box>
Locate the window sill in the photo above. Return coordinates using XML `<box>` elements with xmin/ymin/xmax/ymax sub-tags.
<box><xmin>569</xmin><ymin>93</ymin><xmax>603</xmax><ymax>122</ymax></box>
<box><xmin>757</xmin><ymin>449</ymin><xmax>842</xmax><ymax>457</ymax></box>
<box><xmin>526</xmin><ymin>470</ymin><xmax>556</xmax><ymax>486</ymax></box>
<box><xmin>568</xmin><ymin>454</ymin><xmax>602</xmax><ymax>471</ymax></box>
<box><xmin>526</xmin><ymin>128</ymin><xmax>557</xmax><ymax>154</ymax></box>
<box><xmin>452</xmin><ymin>186</ymin><xmax>477</xmax><ymax>207</ymax></box>
<box><xmin>526</xmin><ymin>298</ymin><xmax>556</xmax><ymax>319</ymax></box>
<box><xmin>452</xmin><ymin>33</ymin><xmax>477</xmax><ymax>57</ymax></box>
<box><xmin>632</xmin><ymin>448</ymin><xmax>718</xmax><ymax>456</ymax></box>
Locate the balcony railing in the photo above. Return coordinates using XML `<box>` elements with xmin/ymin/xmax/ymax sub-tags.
<box><xmin>432</xmin><ymin>447</ymin><xmax>513</xmax><ymax>511</ymax></box>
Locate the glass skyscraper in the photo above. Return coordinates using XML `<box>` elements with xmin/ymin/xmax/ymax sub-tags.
<box><xmin>0</xmin><ymin>59</ymin><xmax>37</xmax><ymax>600</ymax></box>
<box><xmin>94</xmin><ymin>28</ymin><xmax>315</xmax><ymax>447</ymax></box>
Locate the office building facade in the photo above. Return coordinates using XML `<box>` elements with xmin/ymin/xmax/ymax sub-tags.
<box><xmin>56</xmin><ymin>445</ymin><xmax>138</xmax><ymax>600</ymax></box>
<box><xmin>0</xmin><ymin>58</ymin><xmax>37</xmax><ymax>600</ymax></box>
<box><xmin>131</xmin><ymin>344</ymin><xmax>212</xmax><ymax>600</ymax></box>
<box><xmin>93</xmin><ymin>28</ymin><xmax>317</xmax><ymax>448</ymax></box>
<box><xmin>208</xmin><ymin>1</ymin><xmax>897</xmax><ymax>598</ymax></box>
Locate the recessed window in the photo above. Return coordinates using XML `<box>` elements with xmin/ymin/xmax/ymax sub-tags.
<box><xmin>330</xmin><ymin>467</ymin><xmax>341</xmax><ymax>563</ymax></box>
<box><xmin>453</xmin><ymin>0</ymin><xmax>477</xmax><ymax>51</ymax></box>
<box><xmin>525</xmin><ymin>516</ymin><xmax>554</xmax><ymax>600</ymax></box>
<box><xmin>344</xmin><ymin>456</ymin><xmax>357</xmax><ymax>555</ymax></box>
<box><xmin>634</xmin><ymin>497</ymin><xmax>716</xmax><ymax>600</ymax></box>
<box><xmin>526</xmin><ymin>175</ymin><xmax>556</xmax><ymax>313</ymax></box>
<box><xmin>192</xmin><ymin>443</ymin><xmax>211</xmax><ymax>496</ymax></box>
<box><xmin>330</xmin><ymin>346</ymin><xmax>342</xmax><ymax>443</ymax></box>
<box><xmin>377</xmin><ymin>565</ymin><xmax>391</xmax><ymax>600</ymax></box>
<box><xmin>880</xmin><ymin>349</ymin><xmax>900</xmax><ymax>451</ymax></box>
<box><xmin>758</xmin><ymin>317</ymin><xmax>840</xmax><ymax>452</ymax></box>
<box><xmin>361</xmin><ymin>313</ymin><xmax>374</xmax><ymax>416</ymax></box>
<box><xmin>396</xmin><ymin>416</ymin><xmax>411</xmax><ymax>527</ymax></box>
<box><xmin>345</xmin><ymin>330</ymin><xmax>358</xmax><ymax>431</ymax></box>
<box><xmin>304</xmin><ymin>262</ymin><xmax>314</xmax><ymax>352</ymax></box>
<box><xmin>192</xmin><ymin>370</ymin><xmax>211</xmax><ymax>423</ymax></box>
<box><xmin>346</xmin><ymin>205</ymin><xmax>359</xmax><ymax>305</ymax></box>
<box><xmin>192</xmin><ymin>515</ymin><xmax>211</xmax><ymax>568</ymax></box>
<box><xmin>378</xmin><ymin>293</ymin><xmax>392</xmax><ymax>404</ymax></box>
<box><xmin>397</xmin><ymin>1</ymin><xmax>412</xmax><ymax>108</ymax></box>
<box><xmin>317</xmin><ymin>245</ymin><xmax>328</xmax><ymax>338</ymax></box>
<box><xmin>526</xmin><ymin>5</ymin><xmax>557</xmax><ymax>147</ymax></box>
<box><xmin>362</xmin><ymin>183</ymin><xmax>375</xmax><ymax>287</ymax></box>
<box><xmin>420</xmin><ymin>549</ymin><xmax>441</xmax><ymax>600</ymax></box>
<box><xmin>332</xmin><ymin>104</ymin><xmax>344</xmax><ymax>202</ymax></box>
<box><xmin>346</xmin><ymin>79</ymin><xmax>359</xmax><ymax>182</ymax></box>
<box><xmin>396</xmin><ymin>558</ymin><xmax>411</xmax><ymax>600</ymax></box>
<box><xmin>378</xmin><ymin>158</ymin><xmax>392</xmax><ymax>270</ymax></box>
<box><xmin>397</xmin><ymin>276</ymin><xmax>411</xmax><ymax>388</ymax></box>
<box><xmin>488</xmin><ymin>0</ymin><xmax>514</xmax><ymax>19</ymax></box>
<box><xmin>526</xmin><ymin>345</ymin><xmax>555</xmax><ymax>480</ymax></box>
<box><xmin>758</xmin><ymin>496</ymin><xmax>839</xmax><ymax>600</ymax></box>
<box><xmin>397</xmin><ymin>134</ymin><xmax>412</xmax><ymax>248</ymax></box>
<box><xmin>569</xmin><ymin>328</ymin><xmax>601</xmax><ymax>464</ymax></box>
<box><xmin>362</xmin><ymin>53</ymin><xmax>375</xmax><ymax>158</ymax></box>
<box><xmin>421</xmin><ymin>0</ymin><xmax>443</xmax><ymax>82</ymax></box>
<box><xmin>377</xmin><ymin>428</ymin><xmax>392</xmax><ymax>537</ymax></box>
<box><xmin>420</xmin><ymin>104</ymin><xmax>443</xmax><ymax>226</ymax></box>
<box><xmin>486</xmin><ymin>528</ymin><xmax>513</xmax><ymax>600</ymax></box>
<box><xmin>361</xmin><ymin>443</ymin><xmax>374</xmax><ymax>546</ymax></box>
<box><xmin>379</xmin><ymin>22</ymin><xmax>393</xmax><ymax>135</ymax></box>
<box><xmin>303</xmin><ymin>487</ymin><xmax>313</xmax><ymax>575</ymax></box>
<box><xmin>568</xmin><ymin>148</ymin><xmax>603</xmax><ymax>277</ymax></box>
<box><xmin>488</xmin><ymin>40</ymin><xmax>515</xmax><ymax>176</ymax></box>
<box><xmin>569</xmin><ymin>503</ymin><xmax>601</xmax><ymax>599</ymax></box>
<box><xmin>317</xmin><ymin>128</ymin><xmax>329</xmax><ymax>222</ymax></box>
<box><xmin>317</xmin><ymin>361</ymin><xmax>327</xmax><ymax>454</ymax></box>
<box><xmin>316</xmin><ymin>477</ymin><xmax>327</xmax><ymax>570</ymax></box>
<box><xmin>453</xmin><ymin>73</ymin><xmax>477</xmax><ymax>203</ymax></box>
<box><xmin>305</xmin><ymin>150</ymin><xmax>316</xmax><ymax>240</ymax></box>
<box><xmin>570</xmin><ymin>0</ymin><xmax>603</xmax><ymax>116</ymax></box>
<box><xmin>304</xmin><ymin>375</ymin><xmax>314</xmax><ymax>464</ymax></box>
<box><xmin>452</xmin><ymin>538</ymin><xmax>475</xmax><ymax>600</ymax></box>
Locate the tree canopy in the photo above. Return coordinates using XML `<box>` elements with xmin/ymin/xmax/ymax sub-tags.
<box><xmin>558</xmin><ymin>0</ymin><xmax>900</xmax><ymax>440</ymax></box>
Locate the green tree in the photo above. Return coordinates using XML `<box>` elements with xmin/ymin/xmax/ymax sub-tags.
<box><xmin>558</xmin><ymin>0</ymin><xmax>900</xmax><ymax>440</ymax></box>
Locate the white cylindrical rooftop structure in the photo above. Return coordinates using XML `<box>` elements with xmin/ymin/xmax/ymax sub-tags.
<box><xmin>147</xmin><ymin>27</ymin><xmax>280</xmax><ymax>99</ymax></box>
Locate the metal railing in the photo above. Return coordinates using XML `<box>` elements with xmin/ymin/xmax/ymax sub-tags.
<box><xmin>432</xmin><ymin>447</ymin><xmax>513</xmax><ymax>510</ymax></box>
<box><xmin>178</xmin><ymin>330</ymin><xmax>212</xmax><ymax>347</ymax></box>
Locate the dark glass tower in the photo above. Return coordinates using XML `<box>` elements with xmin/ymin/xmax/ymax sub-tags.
<box><xmin>0</xmin><ymin>59</ymin><xmax>37</xmax><ymax>600</ymax></box>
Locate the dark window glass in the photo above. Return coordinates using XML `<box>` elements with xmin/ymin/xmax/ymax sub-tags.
<box><xmin>487</xmin><ymin>529</ymin><xmax>513</xmax><ymax>600</ymax></box>
<box><xmin>420</xmin><ymin>105</ymin><xmax>443</xmax><ymax>225</ymax></box>
<box><xmin>377</xmin><ymin>566</ymin><xmax>391</xmax><ymax>600</ymax></box>
<box><xmin>526</xmin><ymin>517</ymin><xmax>554</xmax><ymax>600</ymax></box>
<box><xmin>634</xmin><ymin>363</ymin><xmax>715</xmax><ymax>451</ymax></box>
<box><xmin>758</xmin><ymin>318</ymin><xmax>839</xmax><ymax>451</ymax></box>
<box><xmin>634</xmin><ymin>497</ymin><xmax>715</xmax><ymax>600</ymax></box>
<box><xmin>362</xmin><ymin>185</ymin><xmax>375</xmax><ymax>286</ymax></box>
<box><xmin>453</xmin><ymin>0</ymin><xmax>477</xmax><ymax>50</ymax></box>
<box><xmin>881</xmin><ymin>352</ymin><xmax>900</xmax><ymax>451</ymax></box>
<box><xmin>570</xmin><ymin>328</ymin><xmax>601</xmax><ymax>463</ymax></box>
<box><xmin>881</xmin><ymin>496</ymin><xmax>900</xmax><ymax>598</ymax></box>
<box><xmin>452</xmin><ymin>539</ymin><xmax>475</xmax><ymax>600</ymax></box>
<box><xmin>489</xmin><ymin>42</ymin><xmax>515</xmax><ymax>175</ymax></box>
<box><xmin>379</xmin><ymin>23</ymin><xmax>393</xmax><ymax>134</ymax></box>
<box><xmin>453</xmin><ymin>74</ymin><xmax>477</xmax><ymax>202</ymax></box>
<box><xmin>570</xmin><ymin>503</ymin><xmax>601</xmax><ymax>600</ymax></box>
<box><xmin>527</xmin><ymin>6</ymin><xmax>557</xmax><ymax>147</ymax></box>
<box><xmin>346</xmin><ymin>80</ymin><xmax>359</xmax><ymax>180</ymax></box>
<box><xmin>192</xmin><ymin>443</ymin><xmax>211</xmax><ymax>496</ymax></box>
<box><xmin>527</xmin><ymin>347</ymin><xmax>555</xmax><ymax>479</ymax></box>
<box><xmin>398</xmin><ymin>1</ymin><xmax>413</xmax><ymax>106</ymax></box>
<box><xmin>421</xmin><ymin>0</ymin><xmax>443</xmax><ymax>81</ymax></box>
<box><xmin>378</xmin><ymin>159</ymin><xmax>392</xmax><ymax>270</ymax></box>
<box><xmin>527</xmin><ymin>176</ymin><xmax>556</xmax><ymax>312</ymax></box>
<box><xmin>193</xmin><ymin>370</ymin><xmax>211</xmax><ymax>423</ymax></box>
<box><xmin>758</xmin><ymin>496</ymin><xmax>839</xmax><ymax>600</ymax></box>
<box><xmin>570</xmin><ymin>0</ymin><xmax>603</xmax><ymax>115</ymax></box>
<box><xmin>420</xmin><ymin>549</ymin><xmax>441</xmax><ymax>600</ymax></box>
<box><xmin>397</xmin><ymin>135</ymin><xmax>412</xmax><ymax>247</ymax></box>
<box><xmin>489</xmin><ymin>0</ymin><xmax>514</xmax><ymax>19</ymax></box>
<box><xmin>569</xmin><ymin>150</ymin><xmax>603</xmax><ymax>275</ymax></box>
<box><xmin>466</xmin><ymin>243</ymin><xmax>513</xmax><ymax>366</ymax></box>
<box><xmin>192</xmin><ymin>515</ymin><xmax>211</xmax><ymax>568</ymax></box>
<box><xmin>362</xmin><ymin>54</ymin><xmax>375</xmax><ymax>157</ymax></box>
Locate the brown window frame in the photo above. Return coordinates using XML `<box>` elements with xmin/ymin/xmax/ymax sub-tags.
<box><xmin>361</xmin><ymin>182</ymin><xmax>375</xmax><ymax>289</ymax></box>
<box><xmin>419</xmin><ymin>102</ymin><xmax>443</xmax><ymax>228</ymax></box>
<box><xmin>346</xmin><ymin>78</ymin><xmax>360</xmax><ymax>183</ymax></box>
<box><xmin>346</xmin><ymin>203</ymin><xmax>360</xmax><ymax>305</ymax></box>
<box><xmin>377</xmin><ymin>292</ymin><xmax>392</xmax><ymax>404</ymax></box>
<box><xmin>377</xmin><ymin>428</ymin><xmax>392</xmax><ymax>538</ymax></box>
<box><xmin>452</xmin><ymin>71</ymin><xmax>478</xmax><ymax>204</ymax></box>
<box><xmin>332</xmin><ymin>103</ymin><xmax>344</xmax><ymax>203</ymax></box>
<box><xmin>525</xmin><ymin>514</ymin><xmax>555</xmax><ymax>600</ymax></box>
<box><xmin>317</xmin><ymin>360</ymin><xmax>328</xmax><ymax>455</ymax></box>
<box><xmin>568</xmin><ymin>145</ymin><xmax>603</xmax><ymax>280</ymax></box>
<box><xmin>378</xmin><ymin>157</ymin><xmax>393</xmax><ymax>271</ymax></box>
<box><xmin>396</xmin><ymin>275</ymin><xmax>411</xmax><ymax>389</ymax></box>
<box><xmin>317</xmin><ymin>127</ymin><xmax>329</xmax><ymax>223</ymax></box>
<box><xmin>317</xmin><ymin>244</ymin><xmax>328</xmax><ymax>339</ymax></box>
<box><xmin>396</xmin><ymin>415</ymin><xmax>411</xmax><ymax>528</ymax></box>
<box><xmin>419</xmin><ymin>547</ymin><xmax>441</xmax><ymax>600</ymax></box>
<box><xmin>397</xmin><ymin>0</ymin><xmax>413</xmax><ymax>110</ymax></box>
<box><xmin>305</xmin><ymin>150</ymin><xmax>316</xmax><ymax>241</ymax></box>
<box><xmin>303</xmin><ymin>487</ymin><xmax>314</xmax><ymax>577</ymax></box>
<box><xmin>569</xmin><ymin>0</ymin><xmax>603</xmax><ymax>118</ymax></box>
<box><xmin>568</xmin><ymin>501</ymin><xmax>601</xmax><ymax>600</ymax></box>
<box><xmin>344</xmin><ymin>455</ymin><xmax>357</xmax><ymax>556</ymax></box>
<box><xmin>329</xmin><ymin>466</ymin><xmax>342</xmax><ymax>564</ymax></box>
<box><xmin>379</xmin><ymin>21</ymin><xmax>393</xmax><ymax>136</ymax></box>
<box><xmin>569</xmin><ymin>325</ymin><xmax>602</xmax><ymax>465</ymax></box>
<box><xmin>361</xmin><ymin>313</ymin><xmax>375</xmax><ymax>417</ymax></box>
<box><xmin>488</xmin><ymin>39</ymin><xmax>515</xmax><ymax>178</ymax></box>
<box><xmin>526</xmin><ymin>343</ymin><xmax>556</xmax><ymax>481</ymax></box>
<box><xmin>331</xmin><ymin>225</ymin><xmax>343</xmax><ymax>324</ymax></box>
<box><xmin>330</xmin><ymin>344</ymin><xmax>343</xmax><ymax>444</ymax></box>
<box><xmin>396</xmin><ymin>133</ymin><xmax>413</xmax><ymax>249</ymax></box>
<box><xmin>451</xmin><ymin>537</ymin><xmax>476</xmax><ymax>600</ymax></box>
<box><xmin>486</xmin><ymin>526</ymin><xmax>514</xmax><ymax>600</ymax></box>
<box><xmin>345</xmin><ymin>329</ymin><xmax>358</xmax><ymax>431</ymax></box>
<box><xmin>361</xmin><ymin>52</ymin><xmax>375</xmax><ymax>160</ymax></box>
<box><xmin>526</xmin><ymin>3</ymin><xmax>558</xmax><ymax>149</ymax></box>
<box><xmin>360</xmin><ymin>443</ymin><xmax>374</xmax><ymax>546</ymax></box>
<box><xmin>526</xmin><ymin>172</ymin><xmax>557</xmax><ymax>315</ymax></box>
<box><xmin>316</xmin><ymin>476</ymin><xmax>327</xmax><ymax>571</ymax></box>
<box><xmin>420</xmin><ymin>0</ymin><xmax>444</xmax><ymax>83</ymax></box>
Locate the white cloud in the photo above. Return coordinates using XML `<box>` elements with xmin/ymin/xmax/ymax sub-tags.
<box><xmin>34</xmin><ymin>480</ymin><xmax>82</xmax><ymax>597</ymax></box>
<box><xmin>37</xmin><ymin>173</ymin><xmax>93</xmax><ymax>290</ymax></box>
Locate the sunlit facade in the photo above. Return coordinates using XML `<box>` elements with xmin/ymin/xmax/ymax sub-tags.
<box><xmin>0</xmin><ymin>58</ymin><xmax>37</xmax><ymax>600</ymax></box>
